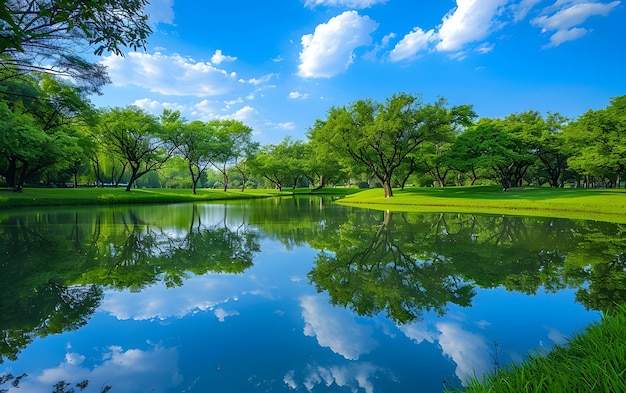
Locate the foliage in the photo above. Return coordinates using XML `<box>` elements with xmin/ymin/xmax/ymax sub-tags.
<box><xmin>308</xmin><ymin>92</ymin><xmax>476</xmax><ymax>197</ymax></box>
<box><xmin>97</xmin><ymin>106</ymin><xmax>175</xmax><ymax>191</ymax></box>
<box><xmin>563</xmin><ymin>95</ymin><xmax>626</xmax><ymax>187</ymax></box>
<box><xmin>0</xmin><ymin>0</ymin><xmax>151</xmax><ymax>92</ymax></box>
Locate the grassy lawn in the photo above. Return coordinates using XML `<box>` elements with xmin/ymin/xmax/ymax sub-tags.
<box><xmin>338</xmin><ymin>186</ymin><xmax>626</xmax><ymax>223</ymax></box>
<box><xmin>2</xmin><ymin>185</ymin><xmax>625</xmax><ymax>223</ymax></box>
<box><xmin>0</xmin><ymin>186</ymin><xmax>359</xmax><ymax>209</ymax></box>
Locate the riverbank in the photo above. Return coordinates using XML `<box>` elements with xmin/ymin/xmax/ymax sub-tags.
<box><xmin>337</xmin><ymin>186</ymin><xmax>626</xmax><ymax>223</ymax></box>
<box><xmin>447</xmin><ymin>305</ymin><xmax>626</xmax><ymax>392</ymax></box>
<box><xmin>2</xmin><ymin>186</ymin><xmax>625</xmax><ymax>223</ymax></box>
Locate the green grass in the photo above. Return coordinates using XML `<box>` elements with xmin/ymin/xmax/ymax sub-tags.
<box><xmin>447</xmin><ymin>305</ymin><xmax>626</xmax><ymax>393</ymax></box>
<box><xmin>2</xmin><ymin>186</ymin><xmax>626</xmax><ymax>223</ymax></box>
<box><xmin>337</xmin><ymin>186</ymin><xmax>626</xmax><ymax>223</ymax></box>
<box><xmin>0</xmin><ymin>186</ymin><xmax>360</xmax><ymax>210</ymax></box>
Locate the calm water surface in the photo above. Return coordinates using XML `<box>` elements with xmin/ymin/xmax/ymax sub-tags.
<box><xmin>1</xmin><ymin>196</ymin><xmax>624</xmax><ymax>392</ymax></box>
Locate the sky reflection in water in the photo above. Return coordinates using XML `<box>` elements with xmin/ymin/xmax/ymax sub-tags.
<box><xmin>0</xmin><ymin>199</ymin><xmax>610</xmax><ymax>392</ymax></box>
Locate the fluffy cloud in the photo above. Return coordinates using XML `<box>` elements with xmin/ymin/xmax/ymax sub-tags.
<box><xmin>436</xmin><ymin>0</ymin><xmax>509</xmax><ymax>52</ymax></box>
<box><xmin>288</xmin><ymin>91</ymin><xmax>310</xmax><ymax>99</ymax></box>
<box><xmin>211</xmin><ymin>49</ymin><xmax>237</xmax><ymax>65</ymax></box>
<box><xmin>21</xmin><ymin>345</ymin><xmax>182</xmax><ymax>393</ymax></box>
<box><xmin>298</xmin><ymin>11</ymin><xmax>379</xmax><ymax>78</ymax></box>
<box><xmin>304</xmin><ymin>0</ymin><xmax>388</xmax><ymax>8</ymax></box>
<box><xmin>531</xmin><ymin>1</ymin><xmax>620</xmax><ymax>47</ymax></box>
<box><xmin>100</xmin><ymin>52</ymin><xmax>239</xmax><ymax>97</ymax></box>
<box><xmin>388</xmin><ymin>27</ymin><xmax>436</xmax><ymax>62</ymax></box>
<box><xmin>300</xmin><ymin>295</ymin><xmax>379</xmax><ymax>360</ymax></box>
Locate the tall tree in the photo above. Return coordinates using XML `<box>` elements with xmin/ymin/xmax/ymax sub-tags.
<box><xmin>563</xmin><ymin>95</ymin><xmax>626</xmax><ymax>187</ymax></box>
<box><xmin>308</xmin><ymin>93</ymin><xmax>475</xmax><ymax>198</ymax></box>
<box><xmin>446</xmin><ymin>119</ymin><xmax>534</xmax><ymax>190</ymax></box>
<box><xmin>0</xmin><ymin>0</ymin><xmax>151</xmax><ymax>92</ymax></box>
<box><xmin>98</xmin><ymin>106</ymin><xmax>175</xmax><ymax>191</ymax></box>
<box><xmin>502</xmin><ymin>111</ymin><xmax>570</xmax><ymax>187</ymax></box>
<box><xmin>251</xmin><ymin>137</ymin><xmax>304</xmax><ymax>191</ymax></box>
<box><xmin>207</xmin><ymin>119</ymin><xmax>257</xmax><ymax>192</ymax></box>
<box><xmin>168</xmin><ymin>117</ymin><xmax>220</xmax><ymax>195</ymax></box>
<box><xmin>0</xmin><ymin>74</ymin><xmax>91</xmax><ymax>190</ymax></box>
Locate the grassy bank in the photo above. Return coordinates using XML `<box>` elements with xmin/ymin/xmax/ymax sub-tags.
<box><xmin>0</xmin><ymin>187</ymin><xmax>276</xmax><ymax>209</ymax></box>
<box><xmin>337</xmin><ymin>186</ymin><xmax>626</xmax><ymax>223</ymax></box>
<box><xmin>2</xmin><ymin>186</ymin><xmax>626</xmax><ymax>223</ymax></box>
<box><xmin>447</xmin><ymin>306</ymin><xmax>626</xmax><ymax>393</ymax></box>
<box><xmin>0</xmin><ymin>187</ymin><xmax>359</xmax><ymax>209</ymax></box>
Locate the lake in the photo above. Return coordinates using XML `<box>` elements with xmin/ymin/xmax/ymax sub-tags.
<box><xmin>1</xmin><ymin>196</ymin><xmax>623</xmax><ymax>392</ymax></box>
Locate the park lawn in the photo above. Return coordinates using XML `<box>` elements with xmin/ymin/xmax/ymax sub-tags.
<box><xmin>338</xmin><ymin>186</ymin><xmax>626</xmax><ymax>223</ymax></box>
<box><xmin>0</xmin><ymin>187</ymin><xmax>280</xmax><ymax>209</ymax></box>
<box><xmin>0</xmin><ymin>186</ymin><xmax>361</xmax><ymax>209</ymax></box>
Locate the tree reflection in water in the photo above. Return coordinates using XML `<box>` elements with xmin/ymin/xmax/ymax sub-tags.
<box><xmin>307</xmin><ymin>209</ymin><xmax>626</xmax><ymax>324</ymax></box>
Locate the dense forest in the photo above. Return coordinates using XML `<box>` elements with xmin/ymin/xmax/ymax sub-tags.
<box><xmin>1</xmin><ymin>1</ymin><xmax>625</xmax><ymax>196</ymax></box>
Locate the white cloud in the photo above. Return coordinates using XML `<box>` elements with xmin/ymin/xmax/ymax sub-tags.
<box><xmin>266</xmin><ymin>121</ymin><xmax>297</xmax><ymax>131</ymax></box>
<box><xmin>437</xmin><ymin>322</ymin><xmax>491</xmax><ymax>384</ymax></box>
<box><xmin>100</xmin><ymin>275</ymin><xmax>247</xmax><ymax>321</ymax></box>
<box><xmin>288</xmin><ymin>91</ymin><xmax>310</xmax><ymax>99</ymax></box>
<box><xmin>133</xmin><ymin>98</ymin><xmax>187</xmax><ymax>113</ymax></box>
<box><xmin>388</xmin><ymin>27</ymin><xmax>436</xmax><ymax>62</ymax></box>
<box><xmin>211</xmin><ymin>49</ymin><xmax>237</xmax><ymax>65</ymax></box>
<box><xmin>146</xmin><ymin>0</ymin><xmax>175</xmax><ymax>25</ymax></box>
<box><xmin>531</xmin><ymin>1</ymin><xmax>620</xmax><ymax>47</ymax></box>
<box><xmin>240</xmin><ymin>73</ymin><xmax>278</xmax><ymax>86</ymax></box>
<box><xmin>511</xmin><ymin>0</ymin><xmax>543</xmax><ymax>22</ymax></box>
<box><xmin>214</xmin><ymin>307</ymin><xmax>240</xmax><ymax>322</ymax></box>
<box><xmin>223</xmin><ymin>105</ymin><xmax>259</xmax><ymax>122</ymax></box>
<box><xmin>22</xmin><ymin>345</ymin><xmax>183</xmax><ymax>393</ymax></box>
<box><xmin>101</xmin><ymin>52</ymin><xmax>237</xmax><ymax>97</ymax></box>
<box><xmin>300</xmin><ymin>295</ymin><xmax>378</xmax><ymax>360</ymax></box>
<box><xmin>304</xmin><ymin>0</ymin><xmax>388</xmax><ymax>8</ymax></box>
<box><xmin>285</xmin><ymin>363</ymin><xmax>387</xmax><ymax>393</ymax></box>
<box><xmin>298</xmin><ymin>11</ymin><xmax>379</xmax><ymax>78</ymax></box>
<box><xmin>436</xmin><ymin>0</ymin><xmax>509</xmax><ymax>52</ymax></box>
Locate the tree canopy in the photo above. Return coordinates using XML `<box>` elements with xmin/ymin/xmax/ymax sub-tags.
<box><xmin>308</xmin><ymin>93</ymin><xmax>476</xmax><ymax>197</ymax></box>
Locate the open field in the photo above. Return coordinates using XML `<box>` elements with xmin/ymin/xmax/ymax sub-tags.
<box><xmin>338</xmin><ymin>186</ymin><xmax>626</xmax><ymax>223</ymax></box>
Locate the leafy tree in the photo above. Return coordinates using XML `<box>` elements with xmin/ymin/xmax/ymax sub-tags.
<box><xmin>97</xmin><ymin>106</ymin><xmax>175</xmax><ymax>191</ymax></box>
<box><xmin>308</xmin><ymin>93</ymin><xmax>475</xmax><ymax>197</ymax></box>
<box><xmin>0</xmin><ymin>0</ymin><xmax>151</xmax><ymax>92</ymax></box>
<box><xmin>304</xmin><ymin>135</ymin><xmax>346</xmax><ymax>189</ymax></box>
<box><xmin>502</xmin><ymin>111</ymin><xmax>570</xmax><ymax>187</ymax></box>
<box><xmin>251</xmin><ymin>137</ymin><xmax>306</xmax><ymax>191</ymax></box>
<box><xmin>562</xmin><ymin>95</ymin><xmax>626</xmax><ymax>187</ymax></box>
<box><xmin>207</xmin><ymin>119</ymin><xmax>257</xmax><ymax>192</ymax></box>
<box><xmin>0</xmin><ymin>74</ymin><xmax>90</xmax><ymax>190</ymax></box>
<box><xmin>446</xmin><ymin>119</ymin><xmax>534</xmax><ymax>190</ymax></box>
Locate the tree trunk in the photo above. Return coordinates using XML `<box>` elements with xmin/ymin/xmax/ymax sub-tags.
<box><xmin>382</xmin><ymin>180</ymin><xmax>393</xmax><ymax>198</ymax></box>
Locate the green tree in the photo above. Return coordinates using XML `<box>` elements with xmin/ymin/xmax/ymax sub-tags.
<box><xmin>502</xmin><ymin>111</ymin><xmax>570</xmax><ymax>187</ymax></box>
<box><xmin>251</xmin><ymin>137</ymin><xmax>306</xmax><ymax>191</ymax></box>
<box><xmin>207</xmin><ymin>119</ymin><xmax>257</xmax><ymax>192</ymax></box>
<box><xmin>97</xmin><ymin>106</ymin><xmax>175</xmax><ymax>191</ymax></box>
<box><xmin>563</xmin><ymin>95</ymin><xmax>626</xmax><ymax>187</ymax></box>
<box><xmin>308</xmin><ymin>93</ymin><xmax>475</xmax><ymax>198</ymax></box>
<box><xmin>170</xmin><ymin>119</ymin><xmax>214</xmax><ymax>194</ymax></box>
<box><xmin>0</xmin><ymin>0</ymin><xmax>151</xmax><ymax>92</ymax></box>
<box><xmin>446</xmin><ymin>119</ymin><xmax>534</xmax><ymax>190</ymax></box>
<box><xmin>0</xmin><ymin>74</ymin><xmax>90</xmax><ymax>190</ymax></box>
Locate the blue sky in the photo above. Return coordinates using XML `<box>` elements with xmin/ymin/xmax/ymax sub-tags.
<box><xmin>91</xmin><ymin>0</ymin><xmax>626</xmax><ymax>145</ymax></box>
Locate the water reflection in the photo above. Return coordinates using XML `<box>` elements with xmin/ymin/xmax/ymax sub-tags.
<box><xmin>0</xmin><ymin>199</ymin><xmax>625</xmax><ymax>392</ymax></box>
<box><xmin>0</xmin><ymin>204</ymin><xmax>260</xmax><ymax>365</ymax></box>
<box><xmin>307</xmin><ymin>209</ymin><xmax>626</xmax><ymax>323</ymax></box>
